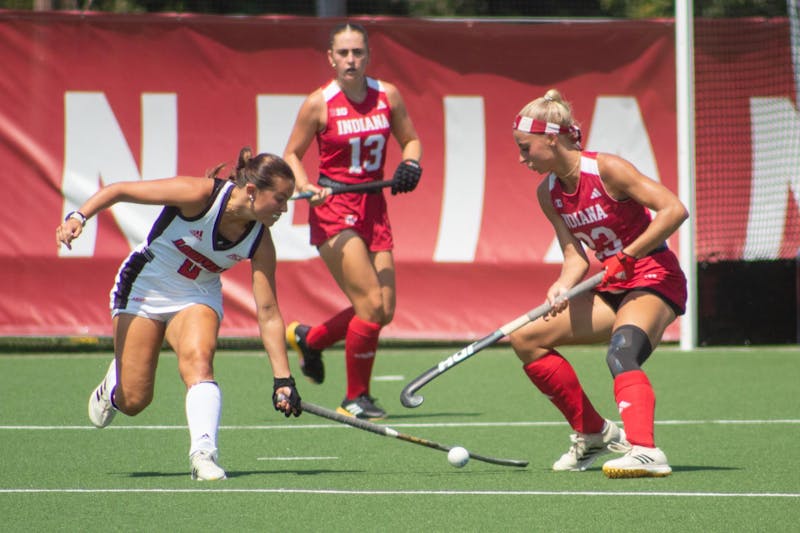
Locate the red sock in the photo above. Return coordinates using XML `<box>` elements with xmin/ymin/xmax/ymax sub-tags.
<box><xmin>306</xmin><ymin>307</ymin><xmax>355</xmax><ymax>350</ymax></box>
<box><xmin>523</xmin><ymin>351</ymin><xmax>605</xmax><ymax>434</ymax></box>
<box><xmin>344</xmin><ymin>316</ymin><xmax>382</xmax><ymax>399</ymax></box>
<box><xmin>614</xmin><ymin>370</ymin><xmax>655</xmax><ymax>447</ymax></box>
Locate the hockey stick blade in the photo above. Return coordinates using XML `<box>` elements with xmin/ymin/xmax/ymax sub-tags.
<box><xmin>300</xmin><ymin>400</ymin><xmax>528</xmax><ymax>468</ymax></box>
<box><xmin>291</xmin><ymin>179</ymin><xmax>396</xmax><ymax>200</ymax></box>
<box><xmin>400</xmin><ymin>271</ymin><xmax>605</xmax><ymax>408</ymax></box>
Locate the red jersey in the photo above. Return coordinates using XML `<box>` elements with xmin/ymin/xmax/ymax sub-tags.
<box><xmin>317</xmin><ymin>78</ymin><xmax>392</xmax><ymax>184</ymax></box>
<box><xmin>549</xmin><ymin>151</ymin><xmax>686</xmax><ymax>314</ymax></box>
<box><xmin>549</xmin><ymin>152</ymin><xmax>651</xmax><ymax>262</ymax></box>
<box><xmin>308</xmin><ymin>78</ymin><xmax>394</xmax><ymax>251</ymax></box>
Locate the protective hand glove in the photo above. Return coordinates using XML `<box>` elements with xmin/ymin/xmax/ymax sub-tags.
<box><xmin>272</xmin><ymin>376</ymin><xmax>302</xmax><ymax>418</ymax></box>
<box><xmin>391</xmin><ymin>159</ymin><xmax>422</xmax><ymax>195</ymax></box>
<box><xmin>602</xmin><ymin>251</ymin><xmax>636</xmax><ymax>286</ymax></box>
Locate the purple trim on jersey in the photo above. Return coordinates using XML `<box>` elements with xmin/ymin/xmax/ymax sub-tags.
<box><xmin>145</xmin><ymin>179</ymin><xmax>227</xmax><ymax>245</ymax></box>
<box><xmin>210</xmin><ymin>183</ymin><xmax>257</xmax><ymax>251</ymax></box>
<box><xmin>111</xmin><ymin>248</ymin><xmax>153</xmax><ymax>311</ymax></box>
<box><xmin>247</xmin><ymin>225</ymin><xmax>266</xmax><ymax>259</ymax></box>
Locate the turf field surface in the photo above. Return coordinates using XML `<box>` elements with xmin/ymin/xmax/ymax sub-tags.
<box><xmin>1</xmin><ymin>345</ymin><xmax>798</xmax><ymax>532</ymax></box>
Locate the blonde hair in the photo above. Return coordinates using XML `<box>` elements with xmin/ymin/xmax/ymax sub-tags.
<box><xmin>516</xmin><ymin>89</ymin><xmax>581</xmax><ymax>146</ymax></box>
<box><xmin>518</xmin><ymin>89</ymin><xmax>574</xmax><ymax>128</ymax></box>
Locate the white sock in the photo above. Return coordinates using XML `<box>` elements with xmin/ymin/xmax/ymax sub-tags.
<box><xmin>186</xmin><ymin>381</ymin><xmax>221</xmax><ymax>457</ymax></box>
<box><xmin>104</xmin><ymin>359</ymin><xmax>120</xmax><ymax>410</ymax></box>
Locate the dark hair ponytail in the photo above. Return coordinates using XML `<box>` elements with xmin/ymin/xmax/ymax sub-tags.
<box><xmin>209</xmin><ymin>147</ymin><xmax>295</xmax><ymax>190</ymax></box>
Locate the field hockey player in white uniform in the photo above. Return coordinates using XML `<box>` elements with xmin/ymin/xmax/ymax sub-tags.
<box><xmin>56</xmin><ymin>147</ymin><xmax>303</xmax><ymax>481</ymax></box>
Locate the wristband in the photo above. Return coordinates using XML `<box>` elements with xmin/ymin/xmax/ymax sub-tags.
<box><xmin>273</xmin><ymin>376</ymin><xmax>296</xmax><ymax>390</ymax></box>
<box><xmin>65</xmin><ymin>211</ymin><xmax>87</xmax><ymax>227</ymax></box>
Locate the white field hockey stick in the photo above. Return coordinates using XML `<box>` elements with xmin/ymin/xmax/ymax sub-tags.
<box><xmin>300</xmin><ymin>400</ymin><xmax>528</xmax><ymax>468</ymax></box>
<box><xmin>291</xmin><ymin>179</ymin><xmax>396</xmax><ymax>200</ymax></box>
<box><xmin>400</xmin><ymin>271</ymin><xmax>606</xmax><ymax>408</ymax></box>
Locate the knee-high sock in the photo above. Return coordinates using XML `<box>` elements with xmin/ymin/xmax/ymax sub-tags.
<box><xmin>344</xmin><ymin>316</ymin><xmax>382</xmax><ymax>399</ymax></box>
<box><xmin>104</xmin><ymin>359</ymin><xmax>120</xmax><ymax>410</ymax></box>
<box><xmin>186</xmin><ymin>381</ymin><xmax>222</xmax><ymax>456</ymax></box>
<box><xmin>306</xmin><ymin>307</ymin><xmax>356</xmax><ymax>350</ymax></box>
<box><xmin>614</xmin><ymin>370</ymin><xmax>655</xmax><ymax>447</ymax></box>
<box><xmin>523</xmin><ymin>351</ymin><xmax>605</xmax><ymax>434</ymax></box>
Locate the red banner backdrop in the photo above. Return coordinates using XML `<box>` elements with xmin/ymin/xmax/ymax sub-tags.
<box><xmin>1</xmin><ymin>12</ymin><xmax>792</xmax><ymax>340</ymax></box>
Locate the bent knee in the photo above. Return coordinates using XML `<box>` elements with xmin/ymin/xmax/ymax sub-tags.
<box><xmin>605</xmin><ymin>324</ymin><xmax>653</xmax><ymax>377</ymax></box>
<box><xmin>357</xmin><ymin>293</ymin><xmax>394</xmax><ymax>326</ymax></box>
<box><xmin>114</xmin><ymin>389</ymin><xmax>153</xmax><ymax>416</ymax></box>
<box><xmin>377</xmin><ymin>309</ymin><xmax>394</xmax><ymax>327</ymax></box>
<box><xmin>509</xmin><ymin>330</ymin><xmax>551</xmax><ymax>364</ymax></box>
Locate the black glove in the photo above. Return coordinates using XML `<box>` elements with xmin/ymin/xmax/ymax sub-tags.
<box><xmin>391</xmin><ymin>159</ymin><xmax>422</xmax><ymax>195</ymax></box>
<box><xmin>272</xmin><ymin>376</ymin><xmax>302</xmax><ymax>418</ymax></box>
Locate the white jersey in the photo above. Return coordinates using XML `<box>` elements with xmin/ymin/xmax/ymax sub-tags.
<box><xmin>110</xmin><ymin>179</ymin><xmax>265</xmax><ymax>320</ymax></box>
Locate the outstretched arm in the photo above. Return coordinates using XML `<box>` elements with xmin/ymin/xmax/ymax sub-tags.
<box><xmin>250</xmin><ymin>231</ymin><xmax>301</xmax><ymax>417</ymax></box>
<box><xmin>56</xmin><ymin>176</ymin><xmax>213</xmax><ymax>250</ymax></box>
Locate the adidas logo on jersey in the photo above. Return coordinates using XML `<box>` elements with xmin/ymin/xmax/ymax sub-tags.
<box><xmin>226</xmin><ymin>253</ymin><xmax>245</xmax><ymax>261</ymax></box>
<box><xmin>190</xmin><ymin>229</ymin><xmax>204</xmax><ymax>240</ymax></box>
<box><xmin>333</xmin><ymin>107</ymin><xmax>348</xmax><ymax>116</ymax></box>
<box><xmin>590</xmin><ymin>188</ymin><xmax>602</xmax><ymax>199</ymax></box>
<box><xmin>377</xmin><ymin>100</ymin><xmax>387</xmax><ymax>110</ymax></box>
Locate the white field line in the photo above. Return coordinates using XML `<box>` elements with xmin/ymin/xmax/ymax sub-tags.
<box><xmin>256</xmin><ymin>456</ymin><xmax>339</xmax><ymax>461</ymax></box>
<box><xmin>0</xmin><ymin>488</ymin><xmax>797</xmax><ymax>497</ymax></box>
<box><xmin>1</xmin><ymin>419</ymin><xmax>798</xmax><ymax>431</ymax></box>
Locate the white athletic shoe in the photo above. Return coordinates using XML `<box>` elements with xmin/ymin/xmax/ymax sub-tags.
<box><xmin>552</xmin><ymin>419</ymin><xmax>629</xmax><ymax>472</ymax></box>
<box><xmin>190</xmin><ymin>450</ymin><xmax>227</xmax><ymax>481</ymax></box>
<box><xmin>88</xmin><ymin>360</ymin><xmax>117</xmax><ymax>428</ymax></box>
<box><xmin>602</xmin><ymin>445</ymin><xmax>672</xmax><ymax>478</ymax></box>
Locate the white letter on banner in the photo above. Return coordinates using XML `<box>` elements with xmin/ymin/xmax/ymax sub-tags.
<box><xmin>746</xmin><ymin>97</ymin><xmax>800</xmax><ymax>260</ymax></box>
<box><xmin>544</xmin><ymin>96</ymin><xmax>660</xmax><ymax>263</ymax></box>
<box><xmin>256</xmin><ymin>95</ymin><xmax>318</xmax><ymax>261</ymax></box>
<box><xmin>433</xmin><ymin>96</ymin><xmax>486</xmax><ymax>262</ymax></box>
<box><xmin>60</xmin><ymin>92</ymin><xmax>176</xmax><ymax>257</ymax></box>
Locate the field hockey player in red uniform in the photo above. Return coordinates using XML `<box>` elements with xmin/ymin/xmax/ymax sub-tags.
<box><xmin>283</xmin><ymin>22</ymin><xmax>422</xmax><ymax>420</ymax></box>
<box><xmin>510</xmin><ymin>89</ymin><xmax>688</xmax><ymax>478</ymax></box>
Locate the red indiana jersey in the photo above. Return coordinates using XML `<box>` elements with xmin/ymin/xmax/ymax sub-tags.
<box><xmin>316</xmin><ymin>78</ymin><xmax>392</xmax><ymax>185</ymax></box>
<box><xmin>548</xmin><ymin>151</ymin><xmax>653</xmax><ymax>262</ymax></box>
<box><xmin>549</xmin><ymin>151</ymin><xmax>686</xmax><ymax>313</ymax></box>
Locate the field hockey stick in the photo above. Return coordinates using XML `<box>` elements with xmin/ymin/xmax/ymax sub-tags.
<box><xmin>299</xmin><ymin>399</ymin><xmax>528</xmax><ymax>468</ymax></box>
<box><xmin>291</xmin><ymin>179</ymin><xmax>396</xmax><ymax>200</ymax></box>
<box><xmin>400</xmin><ymin>271</ymin><xmax>606</xmax><ymax>408</ymax></box>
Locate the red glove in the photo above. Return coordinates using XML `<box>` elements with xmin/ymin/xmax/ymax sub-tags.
<box><xmin>602</xmin><ymin>251</ymin><xmax>636</xmax><ymax>285</ymax></box>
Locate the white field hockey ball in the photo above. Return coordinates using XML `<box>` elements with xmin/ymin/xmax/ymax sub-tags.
<box><xmin>447</xmin><ymin>446</ymin><xmax>469</xmax><ymax>468</ymax></box>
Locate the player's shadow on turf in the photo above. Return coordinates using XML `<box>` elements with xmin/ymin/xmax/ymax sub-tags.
<box><xmin>384</xmin><ymin>411</ymin><xmax>482</xmax><ymax>420</ymax></box>
<box><xmin>125</xmin><ymin>471</ymin><xmax>196</xmax><ymax>479</ymax></box>
<box><xmin>125</xmin><ymin>468</ymin><xmax>364</xmax><ymax>479</ymax></box>
<box><xmin>670</xmin><ymin>465</ymin><xmax>741</xmax><ymax>472</ymax></box>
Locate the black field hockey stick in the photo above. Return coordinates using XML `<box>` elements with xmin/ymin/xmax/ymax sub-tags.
<box><xmin>400</xmin><ymin>271</ymin><xmax>606</xmax><ymax>408</ymax></box>
<box><xmin>299</xmin><ymin>400</ymin><xmax>528</xmax><ymax>468</ymax></box>
<box><xmin>291</xmin><ymin>179</ymin><xmax>396</xmax><ymax>200</ymax></box>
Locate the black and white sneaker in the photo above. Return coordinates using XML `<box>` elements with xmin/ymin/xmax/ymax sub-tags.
<box><xmin>336</xmin><ymin>394</ymin><xmax>386</xmax><ymax>420</ymax></box>
<box><xmin>88</xmin><ymin>359</ymin><xmax>117</xmax><ymax>428</ymax></box>
<box><xmin>286</xmin><ymin>321</ymin><xmax>325</xmax><ymax>384</ymax></box>
<box><xmin>552</xmin><ymin>419</ymin><xmax>628</xmax><ymax>471</ymax></box>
